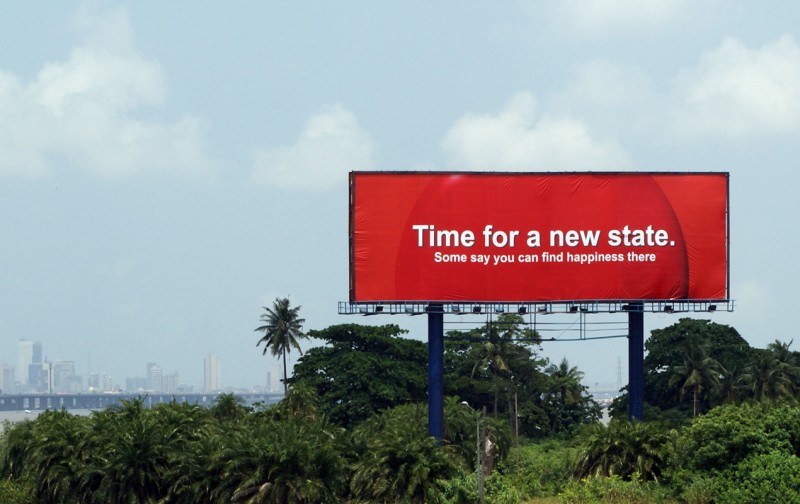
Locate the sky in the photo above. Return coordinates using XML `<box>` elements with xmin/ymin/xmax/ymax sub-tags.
<box><xmin>0</xmin><ymin>1</ymin><xmax>798</xmax><ymax>391</ymax></box>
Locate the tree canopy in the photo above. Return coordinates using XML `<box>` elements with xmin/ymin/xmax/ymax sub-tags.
<box><xmin>289</xmin><ymin>323</ymin><xmax>428</xmax><ymax>427</ymax></box>
<box><xmin>641</xmin><ymin>318</ymin><xmax>750</xmax><ymax>417</ymax></box>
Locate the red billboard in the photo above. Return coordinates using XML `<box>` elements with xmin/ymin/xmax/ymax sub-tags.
<box><xmin>350</xmin><ymin>172</ymin><xmax>729</xmax><ymax>303</ymax></box>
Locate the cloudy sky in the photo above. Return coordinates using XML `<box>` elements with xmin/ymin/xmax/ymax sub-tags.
<box><xmin>0</xmin><ymin>1</ymin><xmax>798</xmax><ymax>390</ymax></box>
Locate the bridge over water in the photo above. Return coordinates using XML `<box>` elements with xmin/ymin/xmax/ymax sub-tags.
<box><xmin>0</xmin><ymin>392</ymin><xmax>283</xmax><ymax>412</ymax></box>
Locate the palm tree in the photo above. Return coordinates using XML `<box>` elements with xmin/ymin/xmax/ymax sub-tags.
<box><xmin>574</xmin><ymin>420</ymin><xmax>674</xmax><ymax>482</ymax></box>
<box><xmin>767</xmin><ymin>339</ymin><xmax>800</xmax><ymax>388</ymax></box>
<box><xmin>471</xmin><ymin>314</ymin><xmax>536</xmax><ymax>418</ymax></box>
<box><xmin>545</xmin><ymin>359</ymin><xmax>585</xmax><ymax>406</ymax></box>
<box><xmin>743</xmin><ymin>344</ymin><xmax>798</xmax><ymax>402</ymax></box>
<box><xmin>351</xmin><ymin>404</ymin><xmax>460</xmax><ymax>503</ymax></box>
<box><xmin>668</xmin><ymin>335</ymin><xmax>724</xmax><ymax>417</ymax></box>
<box><xmin>255</xmin><ymin>297</ymin><xmax>307</xmax><ymax>395</ymax></box>
<box><xmin>210</xmin><ymin>392</ymin><xmax>248</xmax><ymax>423</ymax></box>
<box><xmin>544</xmin><ymin>358</ymin><xmax>592</xmax><ymax>432</ymax></box>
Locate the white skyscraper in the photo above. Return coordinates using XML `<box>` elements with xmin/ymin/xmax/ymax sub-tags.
<box><xmin>18</xmin><ymin>340</ymin><xmax>33</xmax><ymax>386</ymax></box>
<box><xmin>146</xmin><ymin>362</ymin><xmax>162</xmax><ymax>392</ymax></box>
<box><xmin>204</xmin><ymin>354</ymin><xmax>220</xmax><ymax>392</ymax></box>
<box><xmin>0</xmin><ymin>363</ymin><xmax>14</xmax><ymax>393</ymax></box>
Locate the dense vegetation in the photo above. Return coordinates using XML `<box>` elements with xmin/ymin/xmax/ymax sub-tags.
<box><xmin>0</xmin><ymin>314</ymin><xmax>799</xmax><ymax>503</ymax></box>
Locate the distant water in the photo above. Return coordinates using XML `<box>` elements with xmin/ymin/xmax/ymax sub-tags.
<box><xmin>0</xmin><ymin>409</ymin><xmax>94</xmax><ymax>424</ymax></box>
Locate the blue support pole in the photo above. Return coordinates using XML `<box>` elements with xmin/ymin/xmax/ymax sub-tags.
<box><xmin>627</xmin><ymin>301</ymin><xmax>645</xmax><ymax>421</ymax></box>
<box><xmin>428</xmin><ymin>303</ymin><xmax>445</xmax><ymax>441</ymax></box>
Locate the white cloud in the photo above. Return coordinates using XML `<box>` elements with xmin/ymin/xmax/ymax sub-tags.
<box><xmin>0</xmin><ymin>8</ymin><xmax>212</xmax><ymax>178</ymax></box>
<box><xmin>441</xmin><ymin>92</ymin><xmax>630</xmax><ymax>171</ymax></box>
<box><xmin>251</xmin><ymin>105</ymin><xmax>375</xmax><ymax>191</ymax></box>
<box><xmin>539</xmin><ymin>0</ymin><xmax>695</xmax><ymax>36</ymax></box>
<box><xmin>673</xmin><ymin>35</ymin><xmax>800</xmax><ymax>137</ymax></box>
<box><xmin>549</xmin><ymin>36</ymin><xmax>800</xmax><ymax>144</ymax></box>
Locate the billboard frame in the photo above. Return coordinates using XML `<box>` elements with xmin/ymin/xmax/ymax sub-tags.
<box><xmin>349</xmin><ymin>170</ymin><xmax>730</xmax><ymax>306</ymax></box>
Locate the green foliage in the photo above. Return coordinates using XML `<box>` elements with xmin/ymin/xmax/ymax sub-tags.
<box><xmin>676</xmin><ymin>403</ymin><xmax>777</xmax><ymax>473</ymax></box>
<box><xmin>543</xmin><ymin>359</ymin><xmax>601</xmax><ymax>434</ymax></box>
<box><xmin>0</xmin><ymin>399</ymin><xmax>351</xmax><ymax>504</ymax></box>
<box><xmin>3</xmin><ymin>410</ymin><xmax>89</xmax><ymax>502</ymax></box>
<box><xmin>644</xmin><ymin>318</ymin><xmax>750</xmax><ymax>415</ymax></box>
<box><xmin>436</xmin><ymin>471</ymin><xmax>478</xmax><ymax>504</ymax></box>
<box><xmin>573</xmin><ymin>421</ymin><xmax>675</xmax><ymax>483</ymax></box>
<box><xmin>667</xmin><ymin>333</ymin><xmax>724</xmax><ymax>418</ymax></box>
<box><xmin>0</xmin><ymin>479</ymin><xmax>33</xmax><ymax>504</ymax></box>
<box><xmin>559</xmin><ymin>475</ymin><xmax>673</xmax><ymax>504</ymax></box>
<box><xmin>445</xmin><ymin>314</ymin><xmax>597</xmax><ymax>438</ymax></box>
<box><xmin>714</xmin><ymin>451</ymin><xmax>800</xmax><ymax>504</ymax></box>
<box><xmin>674</xmin><ymin>402</ymin><xmax>800</xmax><ymax>486</ymax></box>
<box><xmin>494</xmin><ymin>440</ymin><xmax>578</xmax><ymax>499</ymax></box>
<box><xmin>679</xmin><ymin>476</ymin><xmax>715</xmax><ymax>504</ymax></box>
<box><xmin>255</xmin><ymin>297</ymin><xmax>307</xmax><ymax>394</ymax></box>
<box><xmin>209</xmin><ymin>392</ymin><xmax>249</xmax><ymax>422</ymax></box>
<box><xmin>483</xmin><ymin>473</ymin><xmax>523</xmax><ymax>504</ymax></box>
<box><xmin>227</xmin><ymin>415</ymin><xmax>348</xmax><ymax>503</ymax></box>
<box><xmin>291</xmin><ymin>323</ymin><xmax>427</xmax><ymax>427</ymax></box>
<box><xmin>762</xmin><ymin>403</ymin><xmax>800</xmax><ymax>455</ymax></box>
<box><xmin>350</xmin><ymin>403</ymin><xmax>461</xmax><ymax>503</ymax></box>
<box><xmin>742</xmin><ymin>343</ymin><xmax>800</xmax><ymax>402</ymax></box>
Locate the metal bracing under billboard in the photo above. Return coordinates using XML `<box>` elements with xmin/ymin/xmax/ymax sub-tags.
<box><xmin>338</xmin><ymin>299</ymin><xmax>733</xmax><ymax>340</ymax></box>
<box><xmin>339</xmin><ymin>299</ymin><xmax>733</xmax><ymax>317</ymax></box>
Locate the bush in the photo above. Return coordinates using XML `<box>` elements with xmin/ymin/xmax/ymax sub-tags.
<box><xmin>559</xmin><ymin>475</ymin><xmax>672</xmax><ymax>504</ymax></box>
<box><xmin>677</xmin><ymin>403</ymin><xmax>775</xmax><ymax>473</ymax></box>
<box><xmin>0</xmin><ymin>479</ymin><xmax>33</xmax><ymax>504</ymax></box>
<box><xmin>714</xmin><ymin>451</ymin><xmax>800</xmax><ymax>504</ymax></box>
<box><xmin>437</xmin><ymin>471</ymin><xmax>477</xmax><ymax>504</ymax></box>
<box><xmin>495</xmin><ymin>440</ymin><xmax>577</xmax><ymax>498</ymax></box>
<box><xmin>573</xmin><ymin>421</ymin><xmax>675</xmax><ymax>482</ymax></box>
<box><xmin>678</xmin><ymin>475</ymin><xmax>714</xmax><ymax>504</ymax></box>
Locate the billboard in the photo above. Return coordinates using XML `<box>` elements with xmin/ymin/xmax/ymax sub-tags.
<box><xmin>350</xmin><ymin>172</ymin><xmax>729</xmax><ymax>303</ymax></box>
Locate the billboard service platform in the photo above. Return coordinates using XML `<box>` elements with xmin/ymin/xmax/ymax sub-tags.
<box><xmin>350</xmin><ymin>172</ymin><xmax>729</xmax><ymax>303</ymax></box>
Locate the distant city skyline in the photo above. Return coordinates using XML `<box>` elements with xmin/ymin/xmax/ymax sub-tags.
<box><xmin>0</xmin><ymin>339</ymin><xmax>277</xmax><ymax>394</ymax></box>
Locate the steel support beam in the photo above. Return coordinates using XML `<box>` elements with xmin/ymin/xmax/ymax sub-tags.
<box><xmin>428</xmin><ymin>303</ymin><xmax>445</xmax><ymax>440</ymax></box>
<box><xmin>627</xmin><ymin>301</ymin><xmax>645</xmax><ymax>421</ymax></box>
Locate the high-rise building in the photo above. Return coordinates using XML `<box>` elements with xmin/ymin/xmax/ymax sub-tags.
<box><xmin>32</xmin><ymin>341</ymin><xmax>42</xmax><ymax>365</ymax></box>
<box><xmin>204</xmin><ymin>354</ymin><xmax>220</xmax><ymax>392</ymax></box>
<box><xmin>87</xmin><ymin>372</ymin><xmax>114</xmax><ymax>392</ymax></box>
<box><xmin>269</xmin><ymin>365</ymin><xmax>279</xmax><ymax>392</ymax></box>
<box><xmin>161</xmin><ymin>372</ymin><xmax>179</xmax><ymax>394</ymax></box>
<box><xmin>28</xmin><ymin>362</ymin><xmax>49</xmax><ymax>393</ymax></box>
<box><xmin>0</xmin><ymin>364</ymin><xmax>14</xmax><ymax>393</ymax></box>
<box><xmin>146</xmin><ymin>363</ymin><xmax>162</xmax><ymax>392</ymax></box>
<box><xmin>18</xmin><ymin>340</ymin><xmax>33</xmax><ymax>386</ymax></box>
<box><xmin>101</xmin><ymin>373</ymin><xmax>114</xmax><ymax>392</ymax></box>
<box><xmin>126</xmin><ymin>377</ymin><xmax>147</xmax><ymax>393</ymax></box>
<box><xmin>86</xmin><ymin>373</ymin><xmax>103</xmax><ymax>393</ymax></box>
<box><xmin>52</xmin><ymin>361</ymin><xmax>80</xmax><ymax>394</ymax></box>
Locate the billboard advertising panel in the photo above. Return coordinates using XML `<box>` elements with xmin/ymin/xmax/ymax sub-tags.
<box><xmin>350</xmin><ymin>172</ymin><xmax>728</xmax><ymax>303</ymax></box>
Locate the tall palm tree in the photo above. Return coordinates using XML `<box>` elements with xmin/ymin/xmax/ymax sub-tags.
<box><xmin>544</xmin><ymin>358</ymin><xmax>591</xmax><ymax>432</ymax></box>
<box><xmin>545</xmin><ymin>358</ymin><xmax>585</xmax><ymax>406</ymax></box>
<box><xmin>767</xmin><ymin>339</ymin><xmax>800</xmax><ymax>388</ymax></box>
<box><xmin>255</xmin><ymin>297</ymin><xmax>307</xmax><ymax>395</ymax></box>
<box><xmin>743</xmin><ymin>343</ymin><xmax>799</xmax><ymax>402</ymax></box>
<box><xmin>668</xmin><ymin>335</ymin><xmax>724</xmax><ymax>417</ymax></box>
